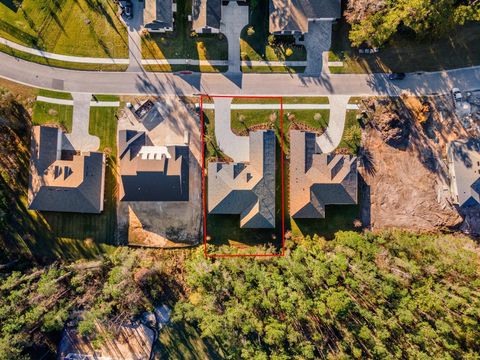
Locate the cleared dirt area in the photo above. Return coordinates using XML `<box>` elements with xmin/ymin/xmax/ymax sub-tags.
<box><xmin>117</xmin><ymin>97</ymin><xmax>202</xmax><ymax>247</ymax></box>
<box><xmin>359</xmin><ymin>95</ymin><xmax>475</xmax><ymax>232</ymax></box>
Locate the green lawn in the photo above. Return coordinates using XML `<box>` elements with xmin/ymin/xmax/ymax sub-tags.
<box><xmin>38</xmin><ymin>89</ymin><xmax>73</xmax><ymax>100</ymax></box>
<box><xmin>141</xmin><ymin>0</ymin><xmax>227</xmax><ymax>72</ymax></box>
<box><xmin>0</xmin><ymin>0</ymin><xmax>128</xmax><ymax>58</ymax></box>
<box><xmin>337</xmin><ymin>110</ymin><xmax>362</xmax><ymax>154</ymax></box>
<box><xmin>0</xmin><ymin>42</ymin><xmax>128</xmax><ymax>71</ymax></box>
<box><xmin>32</xmin><ymin>101</ymin><xmax>73</xmax><ymax>132</ymax></box>
<box><xmin>28</xmin><ymin>105</ymin><xmax>119</xmax><ymax>259</ymax></box>
<box><xmin>240</xmin><ymin>0</ymin><xmax>306</xmax><ymax>73</ymax></box>
<box><xmin>330</xmin><ymin>20</ymin><xmax>480</xmax><ymax>73</ymax></box>
<box><xmin>92</xmin><ymin>94</ymin><xmax>120</xmax><ymax>102</ymax></box>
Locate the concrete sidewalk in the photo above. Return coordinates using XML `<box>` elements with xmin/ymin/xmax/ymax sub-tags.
<box><xmin>202</xmin><ymin>103</ymin><xmax>359</xmax><ymax>110</ymax></box>
<box><xmin>36</xmin><ymin>95</ymin><xmax>119</xmax><ymax>107</ymax></box>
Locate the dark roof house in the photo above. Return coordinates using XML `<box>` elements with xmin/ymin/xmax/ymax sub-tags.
<box><xmin>28</xmin><ymin>126</ymin><xmax>106</xmax><ymax>214</ymax></box>
<box><xmin>191</xmin><ymin>0</ymin><xmax>222</xmax><ymax>33</ymax></box>
<box><xmin>208</xmin><ymin>130</ymin><xmax>276</xmax><ymax>228</ymax></box>
<box><xmin>447</xmin><ymin>139</ymin><xmax>480</xmax><ymax>208</ymax></box>
<box><xmin>144</xmin><ymin>0</ymin><xmax>175</xmax><ymax>32</ymax></box>
<box><xmin>269</xmin><ymin>0</ymin><xmax>341</xmax><ymax>34</ymax></box>
<box><xmin>289</xmin><ymin>130</ymin><xmax>357</xmax><ymax>218</ymax></box>
<box><xmin>118</xmin><ymin>130</ymin><xmax>189</xmax><ymax>202</ymax></box>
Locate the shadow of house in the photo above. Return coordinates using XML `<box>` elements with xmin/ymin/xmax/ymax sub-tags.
<box><xmin>1</xmin><ymin>0</ymin><xmax>24</xmax><ymax>12</ymax></box>
<box><xmin>119</xmin><ymin>130</ymin><xmax>189</xmax><ymax>202</ymax></box>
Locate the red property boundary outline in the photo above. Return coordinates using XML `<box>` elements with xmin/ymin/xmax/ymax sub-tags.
<box><xmin>200</xmin><ymin>95</ymin><xmax>285</xmax><ymax>258</ymax></box>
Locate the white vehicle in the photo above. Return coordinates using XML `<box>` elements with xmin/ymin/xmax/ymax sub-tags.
<box><xmin>452</xmin><ymin>88</ymin><xmax>463</xmax><ymax>103</ymax></box>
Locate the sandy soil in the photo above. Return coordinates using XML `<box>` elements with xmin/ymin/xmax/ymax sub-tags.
<box><xmin>117</xmin><ymin>96</ymin><xmax>202</xmax><ymax>247</ymax></box>
<box><xmin>359</xmin><ymin>95</ymin><xmax>472</xmax><ymax>232</ymax></box>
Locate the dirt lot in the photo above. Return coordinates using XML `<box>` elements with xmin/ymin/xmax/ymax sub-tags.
<box><xmin>359</xmin><ymin>95</ymin><xmax>479</xmax><ymax>233</ymax></box>
<box><xmin>117</xmin><ymin>96</ymin><xmax>202</xmax><ymax>247</ymax></box>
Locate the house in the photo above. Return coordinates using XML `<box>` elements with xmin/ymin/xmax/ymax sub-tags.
<box><xmin>269</xmin><ymin>0</ymin><xmax>341</xmax><ymax>35</ymax></box>
<box><xmin>289</xmin><ymin>130</ymin><xmax>357</xmax><ymax>218</ymax></box>
<box><xmin>118</xmin><ymin>130</ymin><xmax>189</xmax><ymax>202</ymax></box>
<box><xmin>144</xmin><ymin>0</ymin><xmax>176</xmax><ymax>32</ymax></box>
<box><xmin>447</xmin><ymin>139</ymin><xmax>480</xmax><ymax>208</ymax></box>
<box><xmin>191</xmin><ymin>0</ymin><xmax>222</xmax><ymax>33</ymax></box>
<box><xmin>28</xmin><ymin>126</ymin><xmax>106</xmax><ymax>214</ymax></box>
<box><xmin>208</xmin><ymin>130</ymin><xmax>276</xmax><ymax>228</ymax></box>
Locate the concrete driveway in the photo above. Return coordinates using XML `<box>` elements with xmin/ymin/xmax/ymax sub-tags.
<box><xmin>123</xmin><ymin>0</ymin><xmax>144</xmax><ymax>72</ymax></box>
<box><xmin>315</xmin><ymin>95</ymin><xmax>350</xmax><ymax>153</ymax></box>
<box><xmin>64</xmin><ymin>93</ymin><xmax>100</xmax><ymax>152</ymax></box>
<box><xmin>213</xmin><ymin>98</ymin><xmax>250</xmax><ymax>162</ymax></box>
<box><xmin>221</xmin><ymin>2</ymin><xmax>249</xmax><ymax>73</ymax></box>
<box><xmin>304</xmin><ymin>20</ymin><xmax>333</xmax><ymax>75</ymax></box>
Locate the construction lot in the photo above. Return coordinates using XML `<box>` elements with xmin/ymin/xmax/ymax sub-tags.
<box><xmin>117</xmin><ymin>97</ymin><xmax>202</xmax><ymax>247</ymax></box>
<box><xmin>358</xmin><ymin>94</ymin><xmax>479</xmax><ymax>234</ymax></box>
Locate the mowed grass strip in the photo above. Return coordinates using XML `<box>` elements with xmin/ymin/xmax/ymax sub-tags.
<box><xmin>38</xmin><ymin>89</ymin><xmax>73</xmax><ymax>100</ymax></box>
<box><xmin>0</xmin><ymin>0</ymin><xmax>128</xmax><ymax>58</ymax></box>
<box><xmin>32</xmin><ymin>101</ymin><xmax>73</xmax><ymax>132</ymax></box>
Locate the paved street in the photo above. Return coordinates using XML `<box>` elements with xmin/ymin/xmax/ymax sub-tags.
<box><xmin>1</xmin><ymin>51</ymin><xmax>480</xmax><ymax>97</ymax></box>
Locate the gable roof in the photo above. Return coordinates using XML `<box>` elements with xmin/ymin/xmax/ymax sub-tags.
<box><xmin>118</xmin><ymin>130</ymin><xmax>189</xmax><ymax>202</ymax></box>
<box><xmin>192</xmin><ymin>0</ymin><xmax>221</xmax><ymax>31</ymax></box>
<box><xmin>448</xmin><ymin>139</ymin><xmax>480</xmax><ymax>208</ymax></box>
<box><xmin>28</xmin><ymin>126</ymin><xmax>106</xmax><ymax>214</ymax></box>
<box><xmin>208</xmin><ymin>130</ymin><xmax>276</xmax><ymax>228</ymax></box>
<box><xmin>289</xmin><ymin>130</ymin><xmax>357</xmax><ymax>218</ymax></box>
<box><xmin>144</xmin><ymin>0</ymin><xmax>174</xmax><ymax>29</ymax></box>
<box><xmin>269</xmin><ymin>0</ymin><xmax>341</xmax><ymax>33</ymax></box>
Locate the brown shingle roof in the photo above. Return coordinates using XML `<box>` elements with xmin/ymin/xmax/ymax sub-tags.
<box><xmin>208</xmin><ymin>130</ymin><xmax>276</xmax><ymax>228</ymax></box>
<box><xmin>289</xmin><ymin>130</ymin><xmax>357</xmax><ymax>218</ymax></box>
<box><xmin>28</xmin><ymin>126</ymin><xmax>106</xmax><ymax>214</ymax></box>
<box><xmin>269</xmin><ymin>0</ymin><xmax>341</xmax><ymax>33</ymax></box>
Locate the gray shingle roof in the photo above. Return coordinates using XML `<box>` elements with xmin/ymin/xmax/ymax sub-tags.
<box><xmin>118</xmin><ymin>130</ymin><xmax>189</xmax><ymax>202</ymax></box>
<box><xmin>28</xmin><ymin>126</ymin><xmax>106</xmax><ymax>214</ymax></box>
<box><xmin>289</xmin><ymin>130</ymin><xmax>357</xmax><ymax>218</ymax></box>
<box><xmin>269</xmin><ymin>0</ymin><xmax>341</xmax><ymax>33</ymax></box>
<box><xmin>144</xmin><ymin>0</ymin><xmax>174</xmax><ymax>30</ymax></box>
<box><xmin>448</xmin><ymin>139</ymin><xmax>480</xmax><ymax>208</ymax></box>
<box><xmin>192</xmin><ymin>0</ymin><xmax>221</xmax><ymax>31</ymax></box>
<box><xmin>208</xmin><ymin>130</ymin><xmax>276</xmax><ymax>229</ymax></box>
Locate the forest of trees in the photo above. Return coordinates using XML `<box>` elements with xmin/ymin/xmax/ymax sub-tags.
<box><xmin>345</xmin><ymin>0</ymin><xmax>480</xmax><ymax>46</ymax></box>
<box><xmin>175</xmin><ymin>231</ymin><xmax>480</xmax><ymax>359</ymax></box>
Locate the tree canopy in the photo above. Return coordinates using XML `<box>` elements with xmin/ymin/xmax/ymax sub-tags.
<box><xmin>346</xmin><ymin>0</ymin><xmax>480</xmax><ymax>47</ymax></box>
<box><xmin>175</xmin><ymin>231</ymin><xmax>480</xmax><ymax>359</ymax></box>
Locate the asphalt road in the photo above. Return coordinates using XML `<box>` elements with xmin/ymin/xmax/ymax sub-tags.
<box><xmin>1</xmin><ymin>51</ymin><xmax>479</xmax><ymax>96</ymax></box>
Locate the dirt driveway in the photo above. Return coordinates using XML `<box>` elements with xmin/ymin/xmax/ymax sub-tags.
<box><xmin>117</xmin><ymin>96</ymin><xmax>202</xmax><ymax>247</ymax></box>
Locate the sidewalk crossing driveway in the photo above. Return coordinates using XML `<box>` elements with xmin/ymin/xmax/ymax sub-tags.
<box><xmin>304</xmin><ymin>20</ymin><xmax>333</xmax><ymax>75</ymax></box>
<box><xmin>221</xmin><ymin>2</ymin><xmax>249</xmax><ymax>73</ymax></box>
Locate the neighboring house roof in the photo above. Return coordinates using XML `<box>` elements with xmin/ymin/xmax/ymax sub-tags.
<box><xmin>144</xmin><ymin>0</ymin><xmax>173</xmax><ymax>30</ymax></box>
<box><xmin>208</xmin><ymin>130</ymin><xmax>276</xmax><ymax>228</ymax></box>
<box><xmin>118</xmin><ymin>130</ymin><xmax>189</xmax><ymax>202</ymax></box>
<box><xmin>269</xmin><ymin>0</ymin><xmax>341</xmax><ymax>33</ymax></box>
<box><xmin>28</xmin><ymin>126</ymin><xmax>105</xmax><ymax>214</ymax></box>
<box><xmin>448</xmin><ymin>139</ymin><xmax>480</xmax><ymax>208</ymax></box>
<box><xmin>192</xmin><ymin>0</ymin><xmax>221</xmax><ymax>31</ymax></box>
<box><xmin>289</xmin><ymin>130</ymin><xmax>357</xmax><ymax>218</ymax></box>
